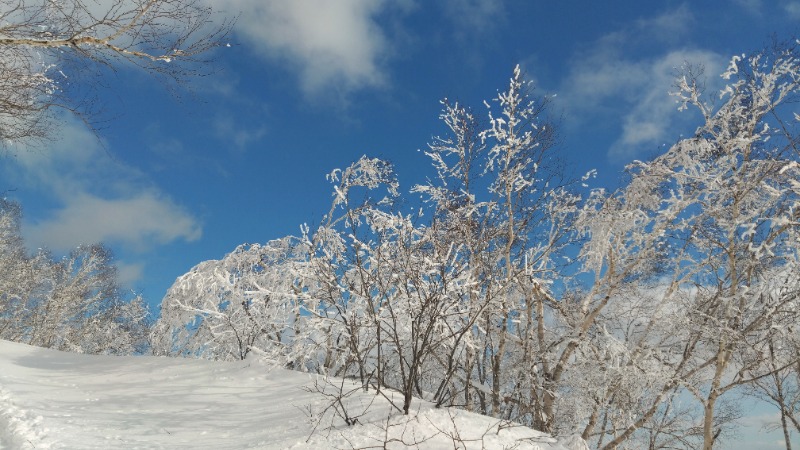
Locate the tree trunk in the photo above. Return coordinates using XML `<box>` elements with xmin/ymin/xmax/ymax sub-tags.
<box><xmin>702</xmin><ymin>344</ymin><xmax>730</xmax><ymax>450</ymax></box>
<box><xmin>781</xmin><ymin>405</ymin><xmax>793</xmax><ymax>450</ymax></box>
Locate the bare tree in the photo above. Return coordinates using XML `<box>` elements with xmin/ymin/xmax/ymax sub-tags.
<box><xmin>0</xmin><ymin>0</ymin><xmax>230</xmax><ymax>145</ymax></box>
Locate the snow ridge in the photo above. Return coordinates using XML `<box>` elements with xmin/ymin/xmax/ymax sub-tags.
<box><xmin>0</xmin><ymin>386</ymin><xmax>51</xmax><ymax>449</ymax></box>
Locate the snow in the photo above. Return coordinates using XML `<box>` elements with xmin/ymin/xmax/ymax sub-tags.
<box><xmin>0</xmin><ymin>340</ymin><xmax>582</xmax><ymax>449</ymax></box>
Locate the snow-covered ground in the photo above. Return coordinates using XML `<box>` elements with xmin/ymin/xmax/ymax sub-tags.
<box><xmin>0</xmin><ymin>340</ymin><xmax>583</xmax><ymax>449</ymax></box>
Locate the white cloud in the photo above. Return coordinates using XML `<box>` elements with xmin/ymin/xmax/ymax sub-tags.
<box><xmin>5</xmin><ymin>116</ymin><xmax>202</xmax><ymax>254</ymax></box>
<box><xmin>26</xmin><ymin>193</ymin><xmax>201</xmax><ymax>253</ymax></box>
<box><xmin>114</xmin><ymin>261</ymin><xmax>145</xmax><ymax>288</ymax></box>
<box><xmin>220</xmin><ymin>0</ymin><xmax>399</xmax><ymax>96</ymax></box>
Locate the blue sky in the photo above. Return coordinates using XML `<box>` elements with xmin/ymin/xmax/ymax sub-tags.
<box><xmin>1</xmin><ymin>1</ymin><xmax>798</xmax><ymax>447</ymax></box>
<box><xmin>0</xmin><ymin>1</ymin><xmax>796</xmax><ymax>301</ymax></box>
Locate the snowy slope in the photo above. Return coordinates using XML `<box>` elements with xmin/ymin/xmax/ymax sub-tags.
<box><xmin>0</xmin><ymin>340</ymin><xmax>582</xmax><ymax>449</ymax></box>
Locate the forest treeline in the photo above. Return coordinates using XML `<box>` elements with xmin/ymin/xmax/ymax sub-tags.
<box><xmin>0</xmin><ymin>199</ymin><xmax>150</xmax><ymax>354</ymax></box>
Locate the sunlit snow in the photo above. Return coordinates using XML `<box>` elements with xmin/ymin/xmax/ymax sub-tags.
<box><xmin>0</xmin><ymin>340</ymin><xmax>582</xmax><ymax>449</ymax></box>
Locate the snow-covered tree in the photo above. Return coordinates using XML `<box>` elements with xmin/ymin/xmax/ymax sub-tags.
<box><xmin>151</xmin><ymin>46</ymin><xmax>800</xmax><ymax>449</ymax></box>
<box><xmin>152</xmin><ymin>237</ymin><xmax>309</xmax><ymax>364</ymax></box>
<box><xmin>411</xmin><ymin>75</ymin><xmax>582</xmax><ymax>428</ymax></box>
<box><xmin>575</xmin><ymin>41</ymin><xmax>800</xmax><ymax>449</ymax></box>
<box><xmin>0</xmin><ymin>198</ymin><xmax>150</xmax><ymax>354</ymax></box>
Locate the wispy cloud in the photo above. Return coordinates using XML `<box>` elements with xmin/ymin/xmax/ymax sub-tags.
<box><xmin>634</xmin><ymin>4</ymin><xmax>694</xmax><ymax>43</ymax></box>
<box><xmin>441</xmin><ymin>0</ymin><xmax>505</xmax><ymax>37</ymax></box>
<box><xmin>213</xmin><ymin>113</ymin><xmax>267</xmax><ymax>153</ymax></box>
<box><xmin>558</xmin><ymin>6</ymin><xmax>726</xmax><ymax>160</ymax></box>
<box><xmin>610</xmin><ymin>50</ymin><xmax>725</xmax><ymax>159</ymax></box>
<box><xmin>220</xmin><ymin>0</ymin><xmax>407</xmax><ymax>97</ymax></box>
<box><xmin>735</xmin><ymin>0</ymin><xmax>764</xmax><ymax>15</ymax></box>
<box><xmin>784</xmin><ymin>1</ymin><xmax>800</xmax><ymax>18</ymax></box>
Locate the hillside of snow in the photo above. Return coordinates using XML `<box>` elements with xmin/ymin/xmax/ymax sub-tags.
<box><xmin>0</xmin><ymin>340</ymin><xmax>584</xmax><ymax>449</ymax></box>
